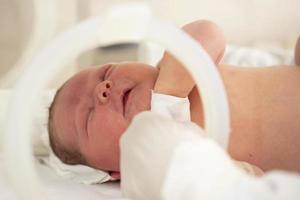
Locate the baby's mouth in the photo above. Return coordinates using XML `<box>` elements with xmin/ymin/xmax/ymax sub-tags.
<box><xmin>122</xmin><ymin>89</ymin><xmax>131</xmax><ymax>116</ymax></box>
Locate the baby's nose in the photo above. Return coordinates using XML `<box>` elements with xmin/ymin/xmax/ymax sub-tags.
<box><xmin>95</xmin><ymin>80</ymin><xmax>113</xmax><ymax>103</ymax></box>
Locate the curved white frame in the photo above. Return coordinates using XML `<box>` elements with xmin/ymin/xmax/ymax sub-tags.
<box><xmin>0</xmin><ymin>0</ymin><xmax>58</xmax><ymax>87</ymax></box>
<box><xmin>3</xmin><ymin>4</ymin><xmax>230</xmax><ymax>200</ymax></box>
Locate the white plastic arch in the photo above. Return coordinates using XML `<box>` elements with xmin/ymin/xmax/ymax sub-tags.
<box><xmin>3</xmin><ymin>4</ymin><xmax>230</xmax><ymax>200</ymax></box>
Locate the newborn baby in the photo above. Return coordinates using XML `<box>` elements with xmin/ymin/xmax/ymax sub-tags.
<box><xmin>49</xmin><ymin>20</ymin><xmax>300</xmax><ymax>179</ymax></box>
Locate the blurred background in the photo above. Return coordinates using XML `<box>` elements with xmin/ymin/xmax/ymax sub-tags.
<box><xmin>0</xmin><ymin>0</ymin><xmax>299</xmax><ymax>88</ymax></box>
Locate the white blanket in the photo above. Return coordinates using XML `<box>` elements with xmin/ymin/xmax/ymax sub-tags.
<box><xmin>0</xmin><ymin>154</ymin><xmax>123</xmax><ymax>200</ymax></box>
<box><xmin>120</xmin><ymin>112</ymin><xmax>300</xmax><ymax>200</ymax></box>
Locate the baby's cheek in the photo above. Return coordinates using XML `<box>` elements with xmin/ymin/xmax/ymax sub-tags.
<box><xmin>128</xmin><ymin>85</ymin><xmax>152</xmax><ymax>120</ymax></box>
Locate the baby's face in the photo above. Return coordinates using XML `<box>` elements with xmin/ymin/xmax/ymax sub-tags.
<box><xmin>53</xmin><ymin>62</ymin><xmax>158</xmax><ymax>173</ymax></box>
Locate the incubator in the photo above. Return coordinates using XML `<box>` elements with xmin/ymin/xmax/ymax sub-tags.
<box><xmin>1</xmin><ymin>2</ymin><xmax>299</xmax><ymax>200</ymax></box>
<box><xmin>3</xmin><ymin>3</ymin><xmax>229</xmax><ymax>199</ymax></box>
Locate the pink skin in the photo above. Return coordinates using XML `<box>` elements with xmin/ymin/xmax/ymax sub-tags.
<box><xmin>53</xmin><ymin>62</ymin><xmax>158</xmax><ymax>179</ymax></box>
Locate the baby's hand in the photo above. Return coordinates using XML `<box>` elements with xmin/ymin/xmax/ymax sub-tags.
<box><xmin>154</xmin><ymin>20</ymin><xmax>225</xmax><ymax>98</ymax></box>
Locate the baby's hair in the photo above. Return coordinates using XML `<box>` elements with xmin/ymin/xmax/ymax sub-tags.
<box><xmin>48</xmin><ymin>85</ymin><xmax>86</xmax><ymax>165</ymax></box>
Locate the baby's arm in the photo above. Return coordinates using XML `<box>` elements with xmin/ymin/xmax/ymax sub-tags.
<box><xmin>154</xmin><ymin>20</ymin><xmax>225</xmax><ymax>97</ymax></box>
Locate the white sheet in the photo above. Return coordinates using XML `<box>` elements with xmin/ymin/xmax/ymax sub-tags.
<box><xmin>0</xmin><ymin>156</ymin><xmax>123</xmax><ymax>200</ymax></box>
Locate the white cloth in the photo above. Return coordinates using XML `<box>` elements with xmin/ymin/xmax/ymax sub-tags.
<box><xmin>151</xmin><ymin>91</ymin><xmax>190</xmax><ymax>122</ymax></box>
<box><xmin>120</xmin><ymin>112</ymin><xmax>300</xmax><ymax>200</ymax></box>
<box><xmin>40</xmin><ymin>150</ymin><xmax>111</xmax><ymax>184</ymax></box>
<box><xmin>120</xmin><ymin>112</ymin><xmax>203</xmax><ymax>200</ymax></box>
<box><xmin>222</xmin><ymin>45</ymin><xmax>294</xmax><ymax>67</ymax></box>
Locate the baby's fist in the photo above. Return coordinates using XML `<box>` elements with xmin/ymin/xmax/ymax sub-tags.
<box><xmin>154</xmin><ymin>52</ymin><xmax>195</xmax><ymax>97</ymax></box>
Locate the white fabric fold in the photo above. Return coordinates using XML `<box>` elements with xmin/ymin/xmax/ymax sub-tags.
<box><xmin>120</xmin><ymin>112</ymin><xmax>203</xmax><ymax>199</ymax></box>
<box><xmin>40</xmin><ymin>152</ymin><xmax>111</xmax><ymax>184</ymax></box>
<box><xmin>151</xmin><ymin>91</ymin><xmax>190</xmax><ymax>122</ymax></box>
<box><xmin>120</xmin><ymin>112</ymin><xmax>300</xmax><ymax>200</ymax></box>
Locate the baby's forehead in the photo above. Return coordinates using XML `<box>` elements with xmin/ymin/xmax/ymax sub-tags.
<box><xmin>66</xmin><ymin>65</ymin><xmax>110</xmax><ymax>86</ymax></box>
<box><xmin>58</xmin><ymin>65</ymin><xmax>110</xmax><ymax>103</ymax></box>
<box><xmin>66</xmin><ymin>70</ymin><xmax>89</xmax><ymax>89</ymax></box>
<box><xmin>67</xmin><ymin>68</ymin><xmax>96</xmax><ymax>86</ymax></box>
<box><xmin>57</xmin><ymin>68</ymin><xmax>95</xmax><ymax>104</ymax></box>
